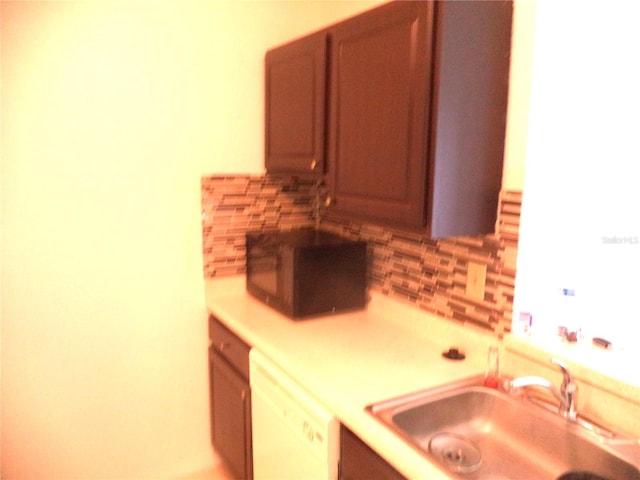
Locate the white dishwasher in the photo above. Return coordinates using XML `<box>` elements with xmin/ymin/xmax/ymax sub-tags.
<box><xmin>249</xmin><ymin>349</ymin><xmax>339</xmax><ymax>480</ymax></box>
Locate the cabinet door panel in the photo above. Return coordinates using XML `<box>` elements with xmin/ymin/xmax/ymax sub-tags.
<box><xmin>335</xmin><ymin>22</ymin><xmax>411</xmax><ymax>198</ymax></box>
<box><xmin>328</xmin><ymin>2</ymin><xmax>434</xmax><ymax>228</ymax></box>
<box><xmin>265</xmin><ymin>31</ymin><xmax>327</xmax><ymax>175</ymax></box>
<box><xmin>340</xmin><ymin>426</ymin><xmax>406</xmax><ymax>480</ymax></box>
<box><xmin>210</xmin><ymin>350</ymin><xmax>252</xmax><ymax>480</ymax></box>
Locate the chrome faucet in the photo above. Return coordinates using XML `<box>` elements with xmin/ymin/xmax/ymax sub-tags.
<box><xmin>506</xmin><ymin>358</ymin><xmax>578</xmax><ymax>421</ymax></box>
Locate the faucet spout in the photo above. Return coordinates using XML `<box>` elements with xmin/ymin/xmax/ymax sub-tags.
<box><xmin>506</xmin><ymin>359</ymin><xmax>578</xmax><ymax>421</ymax></box>
<box><xmin>506</xmin><ymin>376</ymin><xmax>568</xmax><ymax>409</ymax></box>
<box><xmin>508</xmin><ymin>375</ymin><xmax>556</xmax><ymax>391</ymax></box>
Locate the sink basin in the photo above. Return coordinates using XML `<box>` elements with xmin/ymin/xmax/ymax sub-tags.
<box><xmin>367</xmin><ymin>376</ymin><xmax>640</xmax><ymax>479</ymax></box>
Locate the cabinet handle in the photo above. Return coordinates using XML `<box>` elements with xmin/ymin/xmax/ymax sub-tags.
<box><xmin>310</xmin><ymin>160</ymin><xmax>317</xmax><ymax>170</ymax></box>
<box><xmin>218</xmin><ymin>342</ymin><xmax>230</xmax><ymax>351</ymax></box>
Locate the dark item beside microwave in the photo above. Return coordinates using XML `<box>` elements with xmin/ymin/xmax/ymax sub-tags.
<box><xmin>246</xmin><ymin>229</ymin><xmax>367</xmax><ymax>319</ymax></box>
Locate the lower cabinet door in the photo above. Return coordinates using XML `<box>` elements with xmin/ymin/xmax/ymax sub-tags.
<box><xmin>210</xmin><ymin>350</ymin><xmax>252</xmax><ymax>480</ymax></box>
<box><xmin>340</xmin><ymin>425</ymin><xmax>406</xmax><ymax>480</ymax></box>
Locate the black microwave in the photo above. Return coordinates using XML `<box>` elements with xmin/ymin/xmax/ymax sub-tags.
<box><xmin>246</xmin><ymin>229</ymin><xmax>367</xmax><ymax>319</ymax></box>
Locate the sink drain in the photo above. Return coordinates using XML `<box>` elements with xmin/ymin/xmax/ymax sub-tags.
<box><xmin>428</xmin><ymin>432</ymin><xmax>483</xmax><ymax>473</ymax></box>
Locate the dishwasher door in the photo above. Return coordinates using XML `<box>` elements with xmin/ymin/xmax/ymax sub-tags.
<box><xmin>249</xmin><ymin>349</ymin><xmax>339</xmax><ymax>480</ymax></box>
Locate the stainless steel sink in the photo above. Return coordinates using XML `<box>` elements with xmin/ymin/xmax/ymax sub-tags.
<box><xmin>367</xmin><ymin>375</ymin><xmax>640</xmax><ymax>480</ymax></box>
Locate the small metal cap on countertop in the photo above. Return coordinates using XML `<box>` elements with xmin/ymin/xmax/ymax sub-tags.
<box><xmin>442</xmin><ymin>347</ymin><xmax>466</xmax><ymax>360</ymax></box>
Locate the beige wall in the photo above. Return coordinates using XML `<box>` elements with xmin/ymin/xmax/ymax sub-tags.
<box><xmin>0</xmin><ymin>1</ymin><xmax>384</xmax><ymax>478</ymax></box>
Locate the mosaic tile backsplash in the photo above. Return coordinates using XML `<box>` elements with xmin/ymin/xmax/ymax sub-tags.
<box><xmin>201</xmin><ymin>174</ymin><xmax>521</xmax><ymax>335</ymax></box>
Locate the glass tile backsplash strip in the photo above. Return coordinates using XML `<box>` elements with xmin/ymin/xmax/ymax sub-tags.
<box><xmin>320</xmin><ymin>189</ymin><xmax>521</xmax><ymax>335</ymax></box>
<box><xmin>201</xmin><ymin>174</ymin><xmax>521</xmax><ymax>334</ymax></box>
<box><xmin>201</xmin><ymin>175</ymin><xmax>317</xmax><ymax>277</ymax></box>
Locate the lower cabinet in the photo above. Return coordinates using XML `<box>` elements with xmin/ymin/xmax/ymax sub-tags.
<box><xmin>339</xmin><ymin>425</ymin><xmax>406</xmax><ymax>480</ymax></box>
<box><xmin>209</xmin><ymin>315</ymin><xmax>253</xmax><ymax>480</ymax></box>
<box><xmin>208</xmin><ymin>316</ymin><xmax>404</xmax><ymax>480</ymax></box>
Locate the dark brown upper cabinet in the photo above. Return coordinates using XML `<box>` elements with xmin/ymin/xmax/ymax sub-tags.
<box><xmin>263</xmin><ymin>1</ymin><xmax>513</xmax><ymax>238</ymax></box>
<box><xmin>327</xmin><ymin>0</ymin><xmax>513</xmax><ymax>237</ymax></box>
<box><xmin>265</xmin><ymin>30</ymin><xmax>327</xmax><ymax>176</ymax></box>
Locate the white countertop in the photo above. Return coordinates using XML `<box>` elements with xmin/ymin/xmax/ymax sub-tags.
<box><xmin>205</xmin><ymin>275</ymin><xmax>499</xmax><ymax>480</ymax></box>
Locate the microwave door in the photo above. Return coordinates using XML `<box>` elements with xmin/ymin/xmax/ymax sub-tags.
<box><xmin>247</xmin><ymin>245</ymin><xmax>279</xmax><ymax>297</ymax></box>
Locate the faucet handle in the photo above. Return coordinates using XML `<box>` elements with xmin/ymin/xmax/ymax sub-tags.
<box><xmin>551</xmin><ymin>358</ymin><xmax>572</xmax><ymax>385</ymax></box>
<box><xmin>551</xmin><ymin>358</ymin><xmax>570</xmax><ymax>373</ymax></box>
<box><xmin>551</xmin><ymin>358</ymin><xmax>578</xmax><ymax>419</ymax></box>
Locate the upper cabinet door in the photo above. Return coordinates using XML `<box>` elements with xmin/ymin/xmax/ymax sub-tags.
<box><xmin>327</xmin><ymin>0</ymin><xmax>513</xmax><ymax>238</ymax></box>
<box><xmin>327</xmin><ymin>1</ymin><xmax>434</xmax><ymax>229</ymax></box>
<box><xmin>265</xmin><ymin>30</ymin><xmax>327</xmax><ymax>175</ymax></box>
